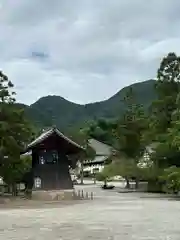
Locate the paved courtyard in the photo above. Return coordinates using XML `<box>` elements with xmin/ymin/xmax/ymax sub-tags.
<box><xmin>0</xmin><ymin>184</ymin><xmax>180</xmax><ymax>240</ymax></box>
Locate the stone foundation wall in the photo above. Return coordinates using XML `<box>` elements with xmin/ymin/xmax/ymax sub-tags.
<box><xmin>32</xmin><ymin>190</ymin><xmax>79</xmax><ymax>201</ymax></box>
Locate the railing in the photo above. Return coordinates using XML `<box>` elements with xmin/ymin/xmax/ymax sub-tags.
<box><xmin>76</xmin><ymin>190</ymin><xmax>94</xmax><ymax>200</ymax></box>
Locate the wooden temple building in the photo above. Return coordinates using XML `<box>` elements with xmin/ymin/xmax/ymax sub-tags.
<box><xmin>23</xmin><ymin>127</ymin><xmax>84</xmax><ymax>192</ymax></box>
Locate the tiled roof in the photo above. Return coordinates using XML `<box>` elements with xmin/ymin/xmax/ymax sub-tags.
<box><xmin>85</xmin><ymin>155</ymin><xmax>109</xmax><ymax>164</ymax></box>
<box><xmin>27</xmin><ymin>128</ymin><xmax>84</xmax><ymax>150</ymax></box>
<box><xmin>88</xmin><ymin>138</ymin><xmax>113</xmax><ymax>156</ymax></box>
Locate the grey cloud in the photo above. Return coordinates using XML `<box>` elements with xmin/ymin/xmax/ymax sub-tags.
<box><xmin>0</xmin><ymin>0</ymin><xmax>78</xmax><ymax>26</ymax></box>
<box><xmin>0</xmin><ymin>0</ymin><xmax>180</xmax><ymax>104</ymax></box>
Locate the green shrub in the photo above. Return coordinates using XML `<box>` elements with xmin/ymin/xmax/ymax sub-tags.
<box><xmin>159</xmin><ymin>166</ymin><xmax>180</xmax><ymax>194</ymax></box>
<box><xmin>96</xmin><ymin>172</ymin><xmax>106</xmax><ymax>181</ymax></box>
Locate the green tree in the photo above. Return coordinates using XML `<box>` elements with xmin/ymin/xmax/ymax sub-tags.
<box><xmin>96</xmin><ymin>164</ymin><xmax>115</xmax><ymax>185</ymax></box>
<box><xmin>113</xmin><ymin>87</ymin><xmax>148</xmax><ymax>188</ymax></box>
<box><xmin>142</xmin><ymin>53</ymin><xmax>180</xmax><ymax>192</ymax></box>
<box><xmin>148</xmin><ymin>53</ymin><xmax>180</xmax><ymax>168</ymax></box>
<box><xmin>0</xmin><ymin>71</ymin><xmax>33</xmax><ymax>195</ymax></box>
<box><xmin>86</xmin><ymin>118</ymin><xmax>116</xmax><ymax>146</ymax></box>
<box><xmin>159</xmin><ymin>166</ymin><xmax>180</xmax><ymax>194</ymax></box>
<box><xmin>150</xmin><ymin>52</ymin><xmax>180</xmax><ymax>137</ymax></box>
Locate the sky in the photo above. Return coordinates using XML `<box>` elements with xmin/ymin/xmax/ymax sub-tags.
<box><xmin>0</xmin><ymin>0</ymin><xmax>180</xmax><ymax>105</ymax></box>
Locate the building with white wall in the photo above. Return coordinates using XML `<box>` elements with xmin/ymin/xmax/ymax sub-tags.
<box><xmin>83</xmin><ymin>138</ymin><xmax>114</xmax><ymax>175</ymax></box>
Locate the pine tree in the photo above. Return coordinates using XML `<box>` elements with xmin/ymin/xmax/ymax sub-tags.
<box><xmin>0</xmin><ymin>71</ymin><xmax>33</xmax><ymax>194</ymax></box>
<box><xmin>113</xmin><ymin>87</ymin><xmax>147</xmax><ymax>188</ymax></box>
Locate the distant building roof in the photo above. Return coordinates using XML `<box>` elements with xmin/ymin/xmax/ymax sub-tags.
<box><xmin>88</xmin><ymin>138</ymin><xmax>113</xmax><ymax>156</ymax></box>
<box><xmin>21</xmin><ymin>151</ymin><xmax>32</xmax><ymax>156</ymax></box>
<box><xmin>145</xmin><ymin>142</ymin><xmax>160</xmax><ymax>154</ymax></box>
<box><xmin>83</xmin><ymin>139</ymin><xmax>114</xmax><ymax>166</ymax></box>
<box><xmin>84</xmin><ymin>155</ymin><xmax>109</xmax><ymax>165</ymax></box>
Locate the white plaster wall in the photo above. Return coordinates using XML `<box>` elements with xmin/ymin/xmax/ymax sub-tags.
<box><xmin>83</xmin><ymin>164</ymin><xmax>104</xmax><ymax>174</ymax></box>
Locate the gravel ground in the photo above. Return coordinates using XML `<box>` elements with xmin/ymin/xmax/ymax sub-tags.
<box><xmin>0</xmin><ymin>183</ymin><xmax>180</xmax><ymax>240</ymax></box>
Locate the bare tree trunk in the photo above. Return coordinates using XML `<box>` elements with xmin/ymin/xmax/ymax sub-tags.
<box><xmin>125</xmin><ymin>177</ymin><xmax>130</xmax><ymax>189</ymax></box>
<box><xmin>1</xmin><ymin>185</ymin><xmax>5</xmax><ymax>196</ymax></box>
<box><xmin>25</xmin><ymin>188</ymin><xmax>32</xmax><ymax>199</ymax></box>
<box><xmin>135</xmin><ymin>178</ymin><xmax>139</xmax><ymax>190</ymax></box>
<box><xmin>11</xmin><ymin>183</ymin><xmax>17</xmax><ymax>196</ymax></box>
<box><xmin>104</xmin><ymin>178</ymin><xmax>107</xmax><ymax>185</ymax></box>
<box><xmin>80</xmin><ymin>162</ymin><xmax>84</xmax><ymax>185</ymax></box>
<box><xmin>93</xmin><ymin>173</ymin><xmax>96</xmax><ymax>184</ymax></box>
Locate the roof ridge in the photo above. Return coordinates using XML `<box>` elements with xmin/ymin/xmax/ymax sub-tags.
<box><xmin>27</xmin><ymin>127</ymin><xmax>84</xmax><ymax>150</ymax></box>
<box><xmin>88</xmin><ymin>138</ymin><xmax>112</xmax><ymax>148</ymax></box>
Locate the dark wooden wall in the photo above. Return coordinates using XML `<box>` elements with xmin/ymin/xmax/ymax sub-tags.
<box><xmin>32</xmin><ymin>149</ymin><xmax>73</xmax><ymax>190</ymax></box>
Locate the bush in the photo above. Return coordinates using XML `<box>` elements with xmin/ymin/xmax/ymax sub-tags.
<box><xmin>96</xmin><ymin>172</ymin><xmax>106</xmax><ymax>181</ymax></box>
<box><xmin>147</xmin><ymin>180</ymin><xmax>164</xmax><ymax>193</ymax></box>
<box><xmin>159</xmin><ymin>166</ymin><xmax>180</xmax><ymax>194</ymax></box>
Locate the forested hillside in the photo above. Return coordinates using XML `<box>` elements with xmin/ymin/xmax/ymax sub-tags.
<box><xmin>20</xmin><ymin>79</ymin><xmax>156</xmax><ymax>130</ymax></box>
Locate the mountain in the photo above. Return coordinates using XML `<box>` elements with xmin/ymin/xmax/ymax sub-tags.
<box><xmin>21</xmin><ymin>79</ymin><xmax>157</xmax><ymax>130</ymax></box>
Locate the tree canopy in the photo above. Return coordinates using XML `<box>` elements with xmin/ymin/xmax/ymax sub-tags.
<box><xmin>0</xmin><ymin>71</ymin><xmax>34</xmax><ymax>188</ymax></box>
<box><xmin>79</xmin><ymin>52</ymin><xmax>180</xmax><ymax>193</ymax></box>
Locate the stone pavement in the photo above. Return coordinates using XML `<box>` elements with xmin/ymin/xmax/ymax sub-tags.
<box><xmin>0</xmin><ymin>184</ymin><xmax>180</xmax><ymax>240</ymax></box>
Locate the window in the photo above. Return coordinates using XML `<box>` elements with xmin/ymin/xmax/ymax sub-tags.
<box><xmin>93</xmin><ymin>168</ymin><xmax>99</xmax><ymax>173</ymax></box>
<box><xmin>39</xmin><ymin>150</ymin><xmax>58</xmax><ymax>164</ymax></box>
<box><xmin>39</xmin><ymin>156</ymin><xmax>45</xmax><ymax>165</ymax></box>
<box><xmin>34</xmin><ymin>177</ymin><xmax>41</xmax><ymax>189</ymax></box>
